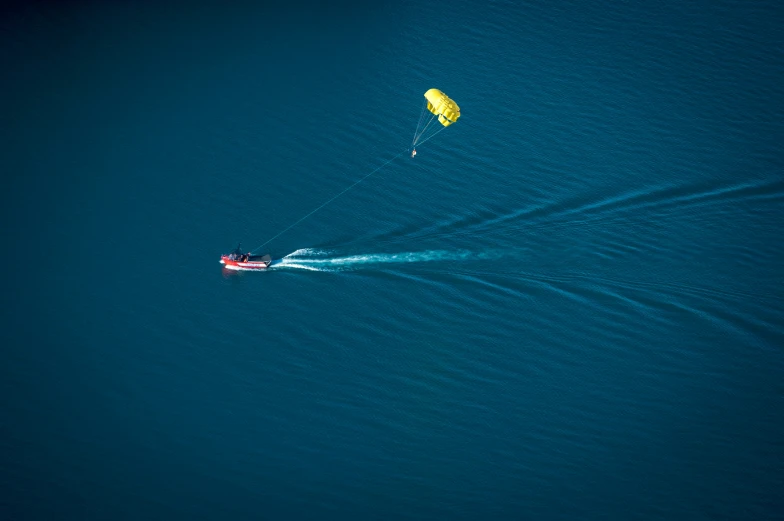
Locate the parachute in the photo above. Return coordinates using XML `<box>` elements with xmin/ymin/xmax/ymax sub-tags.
<box><xmin>412</xmin><ymin>88</ymin><xmax>460</xmax><ymax>149</ymax></box>
<box><xmin>424</xmin><ymin>88</ymin><xmax>460</xmax><ymax>127</ymax></box>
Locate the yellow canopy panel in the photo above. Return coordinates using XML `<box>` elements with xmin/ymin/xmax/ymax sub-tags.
<box><xmin>424</xmin><ymin>88</ymin><xmax>460</xmax><ymax>127</ymax></box>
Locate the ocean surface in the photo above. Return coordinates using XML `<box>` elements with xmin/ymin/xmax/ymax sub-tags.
<box><xmin>2</xmin><ymin>1</ymin><xmax>783</xmax><ymax>519</ymax></box>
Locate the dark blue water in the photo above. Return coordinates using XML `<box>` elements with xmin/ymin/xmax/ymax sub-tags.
<box><xmin>3</xmin><ymin>1</ymin><xmax>783</xmax><ymax>519</ymax></box>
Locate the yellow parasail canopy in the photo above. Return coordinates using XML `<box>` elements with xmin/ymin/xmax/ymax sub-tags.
<box><xmin>424</xmin><ymin>88</ymin><xmax>460</xmax><ymax>127</ymax></box>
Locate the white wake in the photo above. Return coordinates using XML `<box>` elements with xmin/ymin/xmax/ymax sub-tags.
<box><xmin>270</xmin><ymin>249</ymin><xmax>487</xmax><ymax>272</ymax></box>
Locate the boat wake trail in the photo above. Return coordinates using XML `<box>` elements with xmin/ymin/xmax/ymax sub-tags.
<box><xmin>270</xmin><ymin>248</ymin><xmax>494</xmax><ymax>272</ymax></box>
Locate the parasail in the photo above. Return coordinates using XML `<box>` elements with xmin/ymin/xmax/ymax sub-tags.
<box><xmin>424</xmin><ymin>88</ymin><xmax>460</xmax><ymax>127</ymax></box>
<box><xmin>412</xmin><ymin>88</ymin><xmax>460</xmax><ymax>149</ymax></box>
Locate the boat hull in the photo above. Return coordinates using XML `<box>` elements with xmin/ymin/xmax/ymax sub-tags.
<box><xmin>220</xmin><ymin>255</ymin><xmax>271</xmax><ymax>270</ymax></box>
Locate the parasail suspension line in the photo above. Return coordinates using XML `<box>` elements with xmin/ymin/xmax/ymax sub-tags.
<box><xmin>413</xmin><ymin>113</ymin><xmax>438</xmax><ymax>147</ymax></box>
<box><xmin>411</xmin><ymin>98</ymin><xmax>429</xmax><ymax>148</ymax></box>
<box><xmin>413</xmin><ymin>123</ymin><xmax>449</xmax><ymax>148</ymax></box>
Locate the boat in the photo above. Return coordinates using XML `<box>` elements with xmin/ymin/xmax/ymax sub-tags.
<box><xmin>220</xmin><ymin>244</ymin><xmax>272</xmax><ymax>270</ymax></box>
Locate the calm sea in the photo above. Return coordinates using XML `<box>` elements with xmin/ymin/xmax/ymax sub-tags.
<box><xmin>2</xmin><ymin>1</ymin><xmax>783</xmax><ymax>519</ymax></box>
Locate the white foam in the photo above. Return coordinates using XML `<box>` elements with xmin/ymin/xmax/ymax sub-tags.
<box><xmin>271</xmin><ymin>262</ymin><xmax>323</xmax><ymax>272</ymax></box>
<box><xmin>284</xmin><ymin>248</ymin><xmax>331</xmax><ymax>258</ymax></box>
<box><xmin>271</xmin><ymin>249</ymin><xmax>483</xmax><ymax>271</ymax></box>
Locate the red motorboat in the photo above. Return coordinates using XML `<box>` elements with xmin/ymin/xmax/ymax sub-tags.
<box><xmin>220</xmin><ymin>244</ymin><xmax>272</xmax><ymax>270</ymax></box>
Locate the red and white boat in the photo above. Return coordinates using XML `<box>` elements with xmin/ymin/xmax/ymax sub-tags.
<box><xmin>220</xmin><ymin>244</ymin><xmax>272</xmax><ymax>270</ymax></box>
